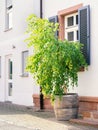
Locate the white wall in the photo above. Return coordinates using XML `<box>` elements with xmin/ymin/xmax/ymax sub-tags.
<box><xmin>0</xmin><ymin>0</ymin><xmax>40</xmax><ymax>106</ymax></box>
<box><xmin>0</xmin><ymin>0</ymin><xmax>34</xmax><ymax>42</ymax></box>
<box><xmin>43</xmin><ymin>0</ymin><xmax>98</xmax><ymax>97</ymax></box>
<box><xmin>32</xmin><ymin>0</ymin><xmax>40</xmax><ymax>17</ymax></box>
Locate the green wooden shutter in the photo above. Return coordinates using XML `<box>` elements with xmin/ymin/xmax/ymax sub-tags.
<box><xmin>78</xmin><ymin>5</ymin><xmax>90</xmax><ymax>65</ymax></box>
<box><xmin>49</xmin><ymin>16</ymin><xmax>58</xmax><ymax>37</ymax></box>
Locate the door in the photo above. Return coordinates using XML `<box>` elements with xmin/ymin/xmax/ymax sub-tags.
<box><xmin>5</xmin><ymin>55</ymin><xmax>13</xmax><ymax>102</ymax></box>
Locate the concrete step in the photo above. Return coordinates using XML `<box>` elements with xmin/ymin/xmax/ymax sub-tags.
<box><xmin>70</xmin><ymin>118</ymin><xmax>98</xmax><ymax>127</ymax></box>
<box><xmin>70</xmin><ymin>110</ymin><xmax>98</xmax><ymax>127</ymax></box>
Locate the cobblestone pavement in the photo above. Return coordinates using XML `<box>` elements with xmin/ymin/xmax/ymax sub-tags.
<box><xmin>0</xmin><ymin>120</ymin><xmax>39</xmax><ymax>130</ymax></box>
<box><xmin>0</xmin><ymin>102</ymin><xmax>98</xmax><ymax>130</ymax></box>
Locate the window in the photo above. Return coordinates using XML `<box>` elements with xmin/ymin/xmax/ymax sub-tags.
<box><xmin>5</xmin><ymin>0</ymin><xmax>13</xmax><ymax>30</ymax></box>
<box><xmin>0</xmin><ymin>57</ymin><xmax>1</xmax><ymax>77</ymax></box>
<box><xmin>22</xmin><ymin>51</ymin><xmax>29</xmax><ymax>77</ymax></box>
<box><xmin>65</xmin><ymin>13</ymin><xmax>78</xmax><ymax>42</ymax></box>
<box><xmin>58</xmin><ymin>4</ymin><xmax>90</xmax><ymax>65</ymax></box>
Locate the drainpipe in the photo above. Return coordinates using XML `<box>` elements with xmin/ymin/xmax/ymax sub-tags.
<box><xmin>39</xmin><ymin>0</ymin><xmax>44</xmax><ymax>110</ymax></box>
<box><xmin>40</xmin><ymin>0</ymin><xmax>43</xmax><ymax>18</ymax></box>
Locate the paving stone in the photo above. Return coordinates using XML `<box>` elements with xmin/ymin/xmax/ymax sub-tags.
<box><xmin>0</xmin><ymin>102</ymin><xmax>98</xmax><ymax>130</ymax></box>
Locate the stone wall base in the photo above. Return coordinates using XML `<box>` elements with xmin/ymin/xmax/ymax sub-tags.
<box><xmin>33</xmin><ymin>95</ymin><xmax>98</xmax><ymax>113</ymax></box>
<box><xmin>33</xmin><ymin>94</ymin><xmax>53</xmax><ymax>110</ymax></box>
<box><xmin>79</xmin><ymin>96</ymin><xmax>98</xmax><ymax>120</ymax></box>
<box><xmin>79</xmin><ymin>96</ymin><xmax>98</xmax><ymax>112</ymax></box>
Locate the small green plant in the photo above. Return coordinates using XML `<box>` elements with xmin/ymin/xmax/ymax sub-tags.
<box><xmin>25</xmin><ymin>14</ymin><xmax>87</xmax><ymax>101</ymax></box>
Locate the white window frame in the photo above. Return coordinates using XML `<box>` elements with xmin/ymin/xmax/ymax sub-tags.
<box><xmin>21</xmin><ymin>51</ymin><xmax>29</xmax><ymax>77</ymax></box>
<box><xmin>65</xmin><ymin>13</ymin><xmax>78</xmax><ymax>42</ymax></box>
<box><xmin>5</xmin><ymin>0</ymin><xmax>13</xmax><ymax>31</ymax></box>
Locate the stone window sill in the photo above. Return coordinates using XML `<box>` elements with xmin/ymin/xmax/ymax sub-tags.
<box><xmin>20</xmin><ymin>73</ymin><xmax>29</xmax><ymax>77</ymax></box>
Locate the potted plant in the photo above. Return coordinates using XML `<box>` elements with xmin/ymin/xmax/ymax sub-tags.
<box><xmin>25</xmin><ymin>14</ymin><xmax>87</xmax><ymax>120</ymax></box>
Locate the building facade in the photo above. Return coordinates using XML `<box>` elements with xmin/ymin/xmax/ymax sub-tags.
<box><xmin>0</xmin><ymin>0</ymin><xmax>40</xmax><ymax>106</ymax></box>
<box><xmin>42</xmin><ymin>0</ymin><xmax>98</xmax><ymax>112</ymax></box>
<box><xmin>0</xmin><ymin>0</ymin><xmax>98</xmax><ymax>111</ymax></box>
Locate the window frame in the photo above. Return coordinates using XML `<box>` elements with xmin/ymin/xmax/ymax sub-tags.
<box><xmin>65</xmin><ymin>12</ymin><xmax>78</xmax><ymax>42</ymax></box>
<box><xmin>58</xmin><ymin>3</ymin><xmax>83</xmax><ymax>40</ymax></box>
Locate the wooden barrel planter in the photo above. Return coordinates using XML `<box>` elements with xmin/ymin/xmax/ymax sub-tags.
<box><xmin>54</xmin><ymin>93</ymin><xmax>79</xmax><ymax>121</ymax></box>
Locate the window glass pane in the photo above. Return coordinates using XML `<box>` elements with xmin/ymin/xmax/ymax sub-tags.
<box><xmin>22</xmin><ymin>51</ymin><xmax>28</xmax><ymax>74</ymax></box>
<box><xmin>8</xmin><ymin>83</ymin><xmax>12</xmax><ymax>96</ymax></box>
<box><xmin>9</xmin><ymin>59</ymin><xmax>12</xmax><ymax>79</ymax></box>
<box><xmin>67</xmin><ymin>32</ymin><xmax>74</xmax><ymax>41</ymax></box>
<box><xmin>67</xmin><ymin>16</ymin><xmax>74</xmax><ymax>26</ymax></box>
<box><xmin>76</xmin><ymin>30</ymin><xmax>79</xmax><ymax>40</ymax></box>
<box><xmin>76</xmin><ymin>15</ymin><xmax>78</xmax><ymax>25</ymax></box>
